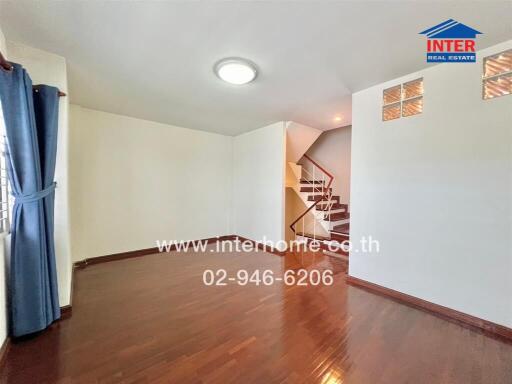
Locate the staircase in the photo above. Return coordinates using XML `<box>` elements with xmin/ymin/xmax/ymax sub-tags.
<box><xmin>288</xmin><ymin>154</ymin><xmax>350</xmax><ymax>259</ymax></box>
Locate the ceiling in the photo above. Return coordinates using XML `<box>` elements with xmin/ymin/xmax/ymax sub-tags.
<box><xmin>0</xmin><ymin>1</ymin><xmax>511</xmax><ymax>135</ymax></box>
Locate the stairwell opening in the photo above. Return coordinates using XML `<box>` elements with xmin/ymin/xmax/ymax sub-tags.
<box><xmin>285</xmin><ymin>124</ymin><xmax>351</xmax><ymax>265</ymax></box>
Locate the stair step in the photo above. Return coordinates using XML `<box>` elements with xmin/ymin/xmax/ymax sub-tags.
<box><xmin>299</xmin><ymin>179</ymin><xmax>324</xmax><ymax>184</ymax></box>
<box><xmin>322</xmin><ymin>250</ymin><xmax>349</xmax><ymax>260</ymax></box>
<box><xmin>331</xmin><ymin>223</ymin><xmax>350</xmax><ymax>235</ymax></box>
<box><xmin>296</xmin><ymin>232</ymin><xmax>330</xmax><ymax>241</ymax></box>
<box><xmin>308</xmin><ymin>195</ymin><xmax>339</xmax><ymax>202</ymax></box>
<box><xmin>296</xmin><ymin>234</ymin><xmax>349</xmax><ymax>256</ymax></box>
<box><xmin>300</xmin><ymin>187</ymin><xmax>332</xmax><ymax>193</ymax></box>
<box><xmin>296</xmin><ymin>231</ymin><xmax>348</xmax><ymax>246</ymax></box>
<box><xmin>321</xmin><ymin>208</ymin><xmax>346</xmax><ymax>215</ymax></box>
<box><xmin>316</xmin><ymin>203</ymin><xmax>347</xmax><ymax>211</ymax></box>
<box><xmin>330</xmin><ymin>232</ymin><xmax>349</xmax><ymax>242</ymax></box>
<box><xmin>324</xmin><ymin>212</ymin><xmax>350</xmax><ymax>221</ymax></box>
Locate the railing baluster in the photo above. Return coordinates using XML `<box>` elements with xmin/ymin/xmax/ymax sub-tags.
<box><xmin>322</xmin><ymin>173</ymin><xmax>325</xmax><ymax>231</ymax></box>
<box><xmin>302</xmin><ymin>216</ymin><xmax>305</xmax><ymax>258</ymax></box>
<box><xmin>313</xmin><ymin>164</ymin><xmax>316</xmax><ymax>241</ymax></box>
<box><xmin>290</xmin><ymin>155</ymin><xmax>334</xmax><ymax>252</ymax></box>
<box><xmin>322</xmin><ymin>173</ymin><xmax>325</xmax><ymax>197</ymax></box>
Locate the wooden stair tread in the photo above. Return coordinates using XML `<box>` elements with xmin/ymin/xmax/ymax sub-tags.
<box><xmin>324</xmin><ymin>212</ymin><xmax>350</xmax><ymax>221</ymax></box>
<box><xmin>296</xmin><ymin>234</ymin><xmax>348</xmax><ymax>256</ymax></box>
<box><xmin>296</xmin><ymin>231</ymin><xmax>348</xmax><ymax>244</ymax></box>
<box><xmin>308</xmin><ymin>195</ymin><xmax>339</xmax><ymax>202</ymax></box>
<box><xmin>316</xmin><ymin>203</ymin><xmax>347</xmax><ymax>211</ymax></box>
<box><xmin>331</xmin><ymin>223</ymin><xmax>350</xmax><ymax>235</ymax></box>
<box><xmin>299</xmin><ymin>179</ymin><xmax>324</xmax><ymax>184</ymax></box>
<box><xmin>330</xmin><ymin>233</ymin><xmax>349</xmax><ymax>242</ymax></box>
<box><xmin>296</xmin><ymin>232</ymin><xmax>331</xmax><ymax>241</ymax></box>
<box><xmin>300</xmin><ymin>187</ymin><xmax>332</xmax><ymax>192</ymax></box>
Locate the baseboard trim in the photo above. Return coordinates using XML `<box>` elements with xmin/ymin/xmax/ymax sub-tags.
<box><xmin>346</xmin><ymin>275</ymin><xmax>512</xmax><ymax>343</ymax></box>
<box><xmin>60</xmin><ymin>304</ymin><xmax>72</xmax><ymax>319</ymax></box>
<box><xmin>78</xmin><ymin>247</ymin><xmax>160</xmax><ymax>266</ymax></box>
<box><xmin>0</xmin><ymin>336</ymin><xmax>10</xmax><ymax>369</ymax></box>
<box><xmin>77</xmin><ymin>235</ymin><xmax>237</xmax><ymax>267</ymax></box>
<box><xmin>76</xmin><ymin>235</ymin><xmax>283</xmax><ymax>268</ymax></box>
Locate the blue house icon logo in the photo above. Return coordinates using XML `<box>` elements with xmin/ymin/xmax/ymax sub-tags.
<box><xmin>420</xmin><ymin>19</ymin><xmax>482</xmax><ymax>63</ymax></box>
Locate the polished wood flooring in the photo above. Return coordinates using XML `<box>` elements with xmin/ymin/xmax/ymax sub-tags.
<box><xmin>1</xmin><ymin>246</ymin><xmax>511</xmax><ymax>383</ymax></box>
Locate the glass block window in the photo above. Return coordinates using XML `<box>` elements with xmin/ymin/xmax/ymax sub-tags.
<box><xmin>483</xmin><ymin>49</ymin><xmax>512</xmax><ymax>100</ymax></box>
<box><xmin>402</xmin><ymin>97</ymin><xmax>423</xmax><ymax>117</ymax></box>
<box><xmin>382</xmin><ymin>103</ymin><xmax>401</xmax><ymax>121</ymax></box>
<box><xmin>402</xmin><ymin>78</ymin><xmax>423</xmax><ymax>100</ymax></box>
<box><xmin>383</xmin><ymin>85</ymin><xmax>401</xmax><ymax>105</ymax></box>
<box><xmin>382</xmin><ymin>78</ymin><xmax>423</xmax><ymax>121</ymax></box>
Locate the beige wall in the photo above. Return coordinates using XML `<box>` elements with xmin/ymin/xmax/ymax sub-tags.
<box><xmin>285</xmin><ymin>188</ymin><xmax>302</xmax><ymax>242</ymax></box>
<box><xmin>302</xmin><ymin>126</ymin><xmax>351</xmax><ymax>206</ymax></box>
<box><xmin>232</xmin><ymin>122</ymin><xmax>286</xmax><ymax>247</ymax></box>
<box><xmin>286</xmin><ymin>122</ymin><xmax>322</xmax><ymax>163</ymax></box>
<box><xmin>69</xmin><ymin>105</ymin><xmax>233</xmax><ymax>261</ymax></box>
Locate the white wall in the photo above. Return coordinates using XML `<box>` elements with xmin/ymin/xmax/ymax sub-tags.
<box><xmin>233</xmin><ymin>122</ymin><xmax>286</xmax><ymax>247</ymax></box>
<box><xmin>286</xmin><ymin>122</ymin><xmax>322</xmax><ymax>163</ymax></box>
<box><xmin>70</xmin><ymin>105</ymin><xmax>232</xmax><ymax>261</ymax></box>
<box><xmin>350</xmin><ymin>40</ymin><xmax>512</xmax><ymax>327</ymax></box>
<box><xmin>303</xmin><ymin>125</ymin><xmax>352</xmax><ymax>206</ymax></box>
<box><xmin>5</xmin><ymin>41</ymin><xmax>73</xmax><ymax>308</ymax></box>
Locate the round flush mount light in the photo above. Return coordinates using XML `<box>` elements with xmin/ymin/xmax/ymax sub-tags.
<box><xmin>214</xmin><ymin>58</ymin><xmax>257</xmax><ymax>85</ymax></box>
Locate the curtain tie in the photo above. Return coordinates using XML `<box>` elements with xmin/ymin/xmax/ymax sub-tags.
<box><xmin>13</xmin><ymin>182</ymin><xmax>57</xmax><ymax>204</ymax></box>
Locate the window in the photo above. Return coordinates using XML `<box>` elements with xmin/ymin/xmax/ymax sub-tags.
<box><xmin>483</xmin><ymin>49</ymin><xmax>512</xmax><ymax>100</ymax></box>
<box><xmin>0</xmin><ymin>103</ymin><xmax>12</xmax><ymax>233</ymax></box>
<box><xmin>382</xmin><ymin>85</ymin><xmax>401</xmax><ymax>121</ymax></box>
<box><xmin>382</xmin><ymin>78</ymin><xmax>424</xmax><ymax>121</ymax></box>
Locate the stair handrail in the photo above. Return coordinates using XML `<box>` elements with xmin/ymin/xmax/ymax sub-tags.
<box><xmin>303</xmin><ymin>155</ymin><xmax>333</xmax><ymax>179</ymax></box>
<box><xmin>290</xmin><ymin>155</ymin><xmax>334</xmax><ymax>234</ymax></box>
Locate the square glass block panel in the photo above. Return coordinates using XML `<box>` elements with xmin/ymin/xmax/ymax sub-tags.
<box><xmin>483</xmin><ymin>73</ymin><xmax>512</xmax><ymax>100</ymax></box>
<box><xmin>382</xmin><ymin>103</ymin><xmax>401</xmax><ymax>121</ymax></box>
<box><xmin>483</xmin><ymin>49</ymin><xmax>512</xmax><ymax>78</ymax></box>
<box><xmin>402</xmin><ymin>97</ymin><xmax>423</xmax><ymax>117</ymax></box>
<box><xmin>383</xmin><ymin>85</ymin><xmax>401</xmax><ymax>105</ymax></box>
<box><xmin>402</xmin><ymin>78</ymin><xmax>423</xmax><ymax>99</ymax></box>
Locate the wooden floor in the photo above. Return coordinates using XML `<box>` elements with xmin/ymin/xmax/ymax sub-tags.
<box><xmin>1</xmin><ymin>246</ymin><xmax>511</xmax><ymax>383</ymax></box>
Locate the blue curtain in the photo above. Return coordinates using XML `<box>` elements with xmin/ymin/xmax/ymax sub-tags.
<box><xmin>0</xmin><ymin>63</ymin><xmax>60</xmax><ymax>337</ymax></box>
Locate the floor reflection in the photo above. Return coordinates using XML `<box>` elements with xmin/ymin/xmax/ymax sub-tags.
<box><xmin>282</xmin><ymin>251</ymin><xmax>349</xmax><ymax>383</ymax></box>
<box><xmin>2</xmin><ymin>247</ymin><xmax>511</xmax><ymax>383</ymax></box>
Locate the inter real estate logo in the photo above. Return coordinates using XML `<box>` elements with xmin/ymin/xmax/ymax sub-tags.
<box><xmin>419</xmin><ymin>19</ymin><xmax>482</xmax><ymax>63</ymax></box>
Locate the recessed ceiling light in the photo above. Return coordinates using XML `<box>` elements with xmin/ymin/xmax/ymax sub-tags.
<box><xmin>214</xmin><ymin>58</ymin><xmax>257</xmax><ymax>85</ymax></box>
<box><xmin>334</xmin><ymin>116</ymin><xmax>342</xmax><ymax>122</ymax></box>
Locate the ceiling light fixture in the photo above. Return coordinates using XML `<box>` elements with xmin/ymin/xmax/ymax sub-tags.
<box><xmin>214</xmin><ymin>58</ymin><xmax>257</xmax><ymax>85</ymax></box>
<box><xmin>334</xmin><ymin>116</ymin><xmax>342</xmax><ymax>122</ymax></box>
